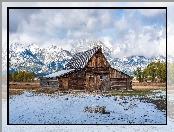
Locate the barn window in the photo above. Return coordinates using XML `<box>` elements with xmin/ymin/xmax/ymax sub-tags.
<box><xmin>100</xmin><ymin>76</ymin><xmax>107</xmax><ymax>80</ymax></box>
<box><xmin>89</xmin><ymin>76</ymin><xmax>94</xmax><ymax>82</ymax></box>
<box><xmin>78</xmin><ymin>71</ymin><xmax>82</xmax><ymax>77</ymax></box>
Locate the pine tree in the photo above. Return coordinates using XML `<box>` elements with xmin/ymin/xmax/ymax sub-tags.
<box><xmin>9</xmin><ymin>73</ymin><xmax>12</xmax><ymax>82</ymax></box>
<box><xmin>13</xmin><ymin>71</ymin><xmax>18</xmax><ymax>82</ymax></box>
<box><xmin>24</xmin><ymin>71</ymin><xmax>28</xmax><ymax>82</ymax></box>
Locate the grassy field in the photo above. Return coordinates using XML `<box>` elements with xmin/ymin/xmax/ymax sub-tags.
<box><xmin>9</xmin><ymin>82</ymin><xmax>40</xmax><ymax>96</ymax></box>
<box><xmin>8</xmin><ymin>81</ymin><xmax>167</xmax><ymax>96</ymax></box>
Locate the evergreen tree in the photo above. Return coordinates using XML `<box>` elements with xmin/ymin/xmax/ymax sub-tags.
<box><xmin>9</xmin><ymin>73</ymin><xmax>12</xmax><ymax>82</ymax></box>
<box><xmin>9</xmin><ymin>71</ymin><xmax>35</xmax><ymax>82</ymax></box>
<box><xmin>17</xmin><ymin>71</ymin><xmax>24</xmax><ymax>82</ymax></box>
<box><xmin>24</xmin><ymin>71</ymin><xmax>28</xmax><ymax>82</ymax></box>
<box><xmin>28</xmin><ymin>72</ymin><xmax>35</xmax><ymax>82</ymax></box>
<box><xmin>12</xmin><ymin>71</ymin><xmax>18</xmax><ymax>82</ymax></box>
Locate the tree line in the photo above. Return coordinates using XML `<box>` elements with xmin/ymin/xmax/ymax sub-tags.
<box><xmin>9</xmin><ymin>71</ymin><xmax>35</xmax><ymax>82</ymax></box>
<box><xmin>168</xmin><ymin>63</ymin><xmax>174</xmax><ymax>85</ymax></box>
<box><xmin>134</xmin><ymin>61</ymin><xmax>166</xmax><ymax>83</ymax></box>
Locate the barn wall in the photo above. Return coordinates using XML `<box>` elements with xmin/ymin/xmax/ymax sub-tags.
<box><xmin>58</xmin><ymin>70</ymin><xmax>86</xmax><ymax>91</ymax></box>
<box><xmin>109</xmin><ymin>67</ymin><xmax>133</xmax><ymax>90</ymax></box>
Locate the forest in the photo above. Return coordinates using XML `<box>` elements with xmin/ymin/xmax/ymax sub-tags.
<box><xmin>9</xmin><ymin>71</ymin><xmax>35</xmax><ymax>82</ymax></box>
<box><xmin>134</xmin><ymin>61</ymin><xmax>166</xmax><ymax>83</ymax></box>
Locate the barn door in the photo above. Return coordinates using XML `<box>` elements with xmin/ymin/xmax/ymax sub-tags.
<box><xmin>62</xmin><ymin>78</ymin><xmax>69</xmax><ymax>91</ymax></box>
<box><xmin>89</xmin><ymin>76</ymin><xmax>95</xmax><ymax>91</ymax></box>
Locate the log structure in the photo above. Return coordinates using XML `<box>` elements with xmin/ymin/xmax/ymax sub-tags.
<box><xmin>40</xmin><ymin>47</ymin><xmax>133</xmax><ymax>91</ymax></box>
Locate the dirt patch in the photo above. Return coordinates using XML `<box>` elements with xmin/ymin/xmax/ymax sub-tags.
<box><xmin>151</xmin><ymin>99</ymin><xmax>166</xmax><ymax>111</ymax></box>
<box><xmin>139</xmin><ymin>97</ymin><xmax>166</xmax><ymax>111</ymax></box>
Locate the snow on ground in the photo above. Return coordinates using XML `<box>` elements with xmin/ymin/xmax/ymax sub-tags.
<box><xmin>9</xmin><ymin>91</ymin><xmax>166</xmax><ymax>124</ymax></box>
<box><xmin>2</xmin><ymin>90</ymin><xmax>174</xmax><ymax>132</ymax></box>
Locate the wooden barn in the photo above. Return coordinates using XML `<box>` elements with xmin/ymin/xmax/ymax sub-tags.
<box><xmin>40</xmin><ymin>47</ymin><xmax>133</xmax><ymax>92</ymax></box>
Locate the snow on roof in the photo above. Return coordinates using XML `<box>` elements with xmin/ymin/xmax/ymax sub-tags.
<box><xmin>43</xmin><ymin>69</ymin><xmax>75</xmax><ymax>78</ymax></box>
<box><xmin>65</xmin><ymin>46</ymin><xmax>100</xmax><ymax>70</ymax></box>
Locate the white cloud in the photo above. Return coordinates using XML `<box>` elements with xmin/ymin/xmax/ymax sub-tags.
<box><xmin>99</xmin><ymin>36</ymin><xmax>113</xmax><ymax>49</ymax></box>
<box><xmin>2</xmin><ymin>2</ymin><xmax>169</xmax><ymax>59</ymax></box>
<box><xmin>139</xmin><ymin>9</ymin><xmax>166</xmax><ymax>17</ymax></box>
<box><xmin>111</xmin><ymin>8</ymin><xmax>166</xmax><ymax>58</ymax></box>
<box><xmin>69</xmin><ymin>31</ymin><xmax>93</xmax><ymax>39</ymax></box>
<box><xmin>100</xmin><ymin>12</ymin><xmax>113</xmax><ymax>28</ymax></box>
<box><xmin>115</xmin><ymin>16</ymin><xmax>129</xmax><ymax>32</ymax></box>
<box><xmin>110</xmin><ymin>24</ymin><xmax>166</xmax><ymax>58</ymax></box>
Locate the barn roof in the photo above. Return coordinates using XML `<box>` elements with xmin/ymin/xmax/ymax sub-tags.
<box><xmin>42</xmin><ymin>69</ymin><xmax>75</xmax><ymax>78</ymax></box>
<box><xmin>65</xmin><ymin>46</ymin><xmax>100</xmax><ymax>70</ymax></box>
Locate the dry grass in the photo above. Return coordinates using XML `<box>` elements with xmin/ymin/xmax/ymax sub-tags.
<box><xmin>9</xmin><ymin>89</ymin><xmax>25</xmax><ymax>96</ymax></box>
<box><xmin>7</xmin><ymin>82</ymin><xmax>168</xmax><ymax>96</ymax></box>
<box><xmin>132</xmin><ymin>86</ymin><xmax>166</xmax><ymax>91</ymax></box>
<box><xmin>132</xmin><ymin>81</ymin><xmax>166</xmax><ymax>91</ymax></box>
<box><xmin>9</xmin><ymin>82</ymin><xmax>40</xmax><ymax>89</ymax></box>
<box><xmin>9</xmin><ymin>82</ymin><xmax>40</xmax><ymax>96</ymax></box>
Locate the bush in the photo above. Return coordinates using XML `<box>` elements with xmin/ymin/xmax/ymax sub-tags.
<box><xmin>100</xmin><ymin>106</ymin><xmax>106</xmax><ymax>114</ymax></box>
<box><xmin>83</xmin><ymin>105</ymin><xmax>110</xmax><ymax>114</ymax></box>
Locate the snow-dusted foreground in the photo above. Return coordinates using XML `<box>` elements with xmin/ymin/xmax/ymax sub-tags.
<box><xmin>9</xmin><ymin>90</ymin><xmax>166</xmax><ymax>124</ymax></box>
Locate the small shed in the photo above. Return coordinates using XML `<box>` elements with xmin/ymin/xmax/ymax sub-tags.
<box><xmin>40</xmin><ymin>69</ymin><xmax>74</xmax><ymax>91</ymax></box>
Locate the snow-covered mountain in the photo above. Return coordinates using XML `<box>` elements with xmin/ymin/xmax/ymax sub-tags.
<box><xmin>9</xmin><ymin>43</ymin><xmax>72</xmax><ymax>77</ymax></box>
<box><xmin>8</xmin><ymin>42</ymin><xmax>167</xmax><ymax>77</ymax></box>
<box><xmin>107</xmin><ymin>55</ymin><xmax>166</xmax><ymax>76</ymax></box>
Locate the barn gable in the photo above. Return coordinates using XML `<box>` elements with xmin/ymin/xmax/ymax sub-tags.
<box><xmin>65</xmin><ymin>47</ymin><xmax>100</xmax><ymax>70</ymax></box>
<box><xmin>86</xmin><ymin>47</ymin><xmax>110</xmax><ymax>68</ymax></box>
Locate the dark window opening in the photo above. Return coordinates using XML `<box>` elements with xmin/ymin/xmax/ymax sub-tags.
<box><xmin>47</xmin><ymin>82</ymin><xmax>49</xmax><ymax>85</ymax></box>
<box><xmin>100</xmin><ymin>76</ymin><xmax>107</xmax><ymax>80</ymax></box>
<box><xmin>78</xmin><ymin>71</ymin><xmax>82</xmax><ymax>77</ymax></box>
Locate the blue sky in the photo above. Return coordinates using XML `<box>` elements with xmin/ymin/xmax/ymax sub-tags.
<box><xmin>7</xmin><ymin>8</ymin><xmax>166</xmax><ymax>58</ymax></box>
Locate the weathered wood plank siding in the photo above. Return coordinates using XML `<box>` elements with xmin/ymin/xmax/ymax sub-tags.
<box><xmin>40</xmin><ymin>77</ymin><xmax>58</xmax><ymax>91</ymax></box>
<box><xmin>84</xmin><ymin>48</ymin><xmax>111</xmax><ymax>91</ymax></box>
<box><xmin>58</xmin><ymin>69</ymin><xmax>86</xmax><ymax>91</ymax></box>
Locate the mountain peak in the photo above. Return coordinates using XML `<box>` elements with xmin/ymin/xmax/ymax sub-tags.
<box><xmin>8</xmin><ymin>43</ymin><xmax>168</xmax><ymax>77</ymax></box>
